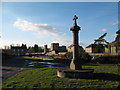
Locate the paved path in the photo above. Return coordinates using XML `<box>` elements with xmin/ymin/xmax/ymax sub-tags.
<box><xmin>2</xmin><ymin>56</ymin><xmax>34</xmax><ymax>81</ymax></box>
<box><xmin>2</xmin><ymin>66</ymin><xmax>33</xmax><ymax>81</ymax></box>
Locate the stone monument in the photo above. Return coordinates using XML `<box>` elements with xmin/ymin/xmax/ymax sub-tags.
<box><xmin>70</xmin><ymin>15</ymin><xmax>82</xmax><ymax>70</ymax></box>
<box><xmin>57</xmin><ymin>15</ymin><xmax>94</xmax><ymax>78</ymax></box>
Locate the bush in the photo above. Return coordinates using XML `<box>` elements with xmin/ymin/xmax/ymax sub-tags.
<box><xmin>65</xmin><ymin>52</ymin><xmax>73</xmax><ymax>60</ymax></box>
<box><xmin>65</xmin><ymin>52</ymin><xmax>92</xmax><ymax>63</ymax></box>
<box><xmin>94</xmin><ymin>56</ymin><xmax>120</xmax><ymax>64</ymax></box>
<box><xmin>80</xmin><ymin>52</ymin><xmax>92</xmax><ymax>61</ymax></box>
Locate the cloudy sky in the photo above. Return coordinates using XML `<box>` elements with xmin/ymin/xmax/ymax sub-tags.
<box><xmin>1</xmin><ymin>1</ymin><xmax>119</xmax><ymax>48</ymax></box>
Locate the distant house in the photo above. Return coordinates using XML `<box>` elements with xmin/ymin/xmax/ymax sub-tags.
<box><xmin>10</xmin><ymin>44</ymin><xmax>27</xmax><ymax>56</ymax></box>
<box><xmin>85</xmin><ymin>44</ymin><xmax>107</xmax><ymax>53</ymax></box>
<box><xmin>106</xmin><ymin>29</ymin><xmax>120</xmax><ymax>53</ymax></box>
<box><xmin>85</xmin><ymin>33</ymin><xmax>108</xmax><ymax>53</ymax></box>
<box><xmin>85</xmin><ymin>30</ymin><xmax>120</xmax><ymax>54</ymax></box>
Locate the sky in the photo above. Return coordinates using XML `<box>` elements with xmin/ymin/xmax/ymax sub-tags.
<box><xmin>1</xmin><ymin>2</ymin><xmax>119</xmax><ymax>48</ymax></box>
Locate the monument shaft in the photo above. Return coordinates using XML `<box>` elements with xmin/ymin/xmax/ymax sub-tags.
<box><xmin>72</xmin><ymin>31</ymin><xmax>79</xmax><ymax>60</ymax></box>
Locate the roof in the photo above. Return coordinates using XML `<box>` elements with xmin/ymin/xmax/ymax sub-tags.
<box><xmin>86</xmin><ymin>44</ymin><xmax>106</xmax><ymax>48</ymax></box>
<box><xmin>85</xmin><ymin>44</ymin><xmax>93</xmax><ymax>48</ymax></box>
<box><xmin>11</xmin><ymin>46</ymin><xmax>23</xmax><ymax>49</ymax></box>
<box><xmin>116</xmin><ymin>29</ymin><xmax>120</xmax><ymax>34</ymax></box>
<box><xmin>108</xmin><ymin>41</ymin><xmax>120</xmax><ymax>46</ymax></box>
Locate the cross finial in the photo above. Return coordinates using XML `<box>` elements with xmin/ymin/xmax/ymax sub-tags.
<box><xmin>73</xmin><ymin>15</ymin><xmax>78</xmax><ymax>26</ymax></box>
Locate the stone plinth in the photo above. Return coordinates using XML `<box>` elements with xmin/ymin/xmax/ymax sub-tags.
<box><xmin>57</xmin><ymin>68</ymin><xmax>94</xmax><ymax>78</ymax></box>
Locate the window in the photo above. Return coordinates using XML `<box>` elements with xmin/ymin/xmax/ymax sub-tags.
<box><xmin>13</xmin><ymin>49</ymin><xmax>15</xmax><ymax>52</ymax></box>
<box><xmin>21</xmin><ymin>49</ymin><xmax>24</xmax><ymax>52</ymax></box>
<box><xmin>18</xmin><ymin>49</ymin><xmax>20</xmax><ymax>52</ymax></box>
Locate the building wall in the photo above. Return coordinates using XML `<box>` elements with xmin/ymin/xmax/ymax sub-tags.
<box><xmin>68</xmin><ymin>46</ymin><xmax>84</xmax><ymax>54</ymax></box>
<box><xmin>111</xmin><ymin>47</ymin><xmax>116</xmax><ymax>53</ymax></box>
<box><xmin>59</xmin><ymin>46</ymin><xmax>67</xmax><ymax>52</ymax></box>
<box><xmin>105</xmin><ymin>47</ymin><xmax>110</xmax><ymax>53</ymax></box>
<box><xmin>44</xmin><ymin>45</ymin><xmax>48</xmax><ymax>53</ymax></box>
<box><xmin>117</xmin><ymin>47</ymin><xmax>120</xmax><ymax>53</ymax></box>
<box><xmin>11</xmin><ymin>48</ymin><xmax>26</xmax><ymax>56</ymax></box>
<box><xmin>51</xmin><ymin>43</ymin><xmax>59</xmax><ymax>51</ymax></box>
<box><xmin>105</xmin><ymin>45</ymin><xmax>120</xmax><ymax>53</ymax></box>
<box><xmin>85</xmin><ymin>47</ymin><xmax>92</xmax><ymax>53</ymax></box>
<box><xmin>93</xmin><ymin>46</ymin><xmax>105</xmax><ymax>53</ymax></box>
<box><xmin>85</xmin><ymin>44</ymin><xmax>105</xmax><ymax>53</ymax></box>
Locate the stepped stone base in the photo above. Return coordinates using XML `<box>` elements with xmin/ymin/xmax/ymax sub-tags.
<box><xmin>57</xmin><ymin>68</ymin><xmax>94</xmax><ymax>78</ymax></box>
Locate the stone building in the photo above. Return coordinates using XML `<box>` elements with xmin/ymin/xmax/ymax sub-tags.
<box><xmin>85</xmin><ymin>44</ymin><xmax>107</xmax><ymax>53</ymax></box>
<box><xmin>106</xmin><ymin>29</ymin><xmax>120</xmax><ymax>53</ymax></box>
<box><xmin>51</xmin><ymin>43</ymin><xmax>67</xmax><ymax>52</ymax></box>
<box><xmin>85</xmin><ymin>33</ymin><xmax>108</xmax><ymax>53</ymax></box>
<box><xmin>85</xmin><ymin>30</ymin><xmax>120</xmax><ymax>54</ymax></box>
<box><xmin>44</xmin><ymin>45</ymin><xmax>49</xmax><ymax>54</ymax></box>
<box><xmin>10</xmin><ymin>44</ymin><xmax>27</xmax><ymax>56</ymax></box>
<box><xmin>51</xmin><ymin>43</ymin><xmax>59</xmax><ymax>51</ymax></box>
<box><xmin>59</xmin><ymin>46</ymin><xmax>67</xmax><ymax>52</ymax></box>
<box><xmin>68</xmin><ymin>44</ymin><xmax>84</xmax><ymax>53</ymax></box>
<box><xmin>49</xmin><ymin>43</ymin><xmax>67</xmax><ymax>54</ymax></box>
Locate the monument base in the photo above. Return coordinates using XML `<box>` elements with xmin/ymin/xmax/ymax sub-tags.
<box><xmin>57</xmin><ymin>68</ymin><xmax>94</xmax><ymax>78</ymax></box>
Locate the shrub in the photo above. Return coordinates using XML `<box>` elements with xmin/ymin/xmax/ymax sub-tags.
<box><xmin>65</xmin><ymin>52</ymin><xmax>92</xmax><ymax>63</ymax></box>
<box><xmin>94</xmin><ymin>56</ymin><xmax>120</xmax><ymax>64</ymax></box>
<box><xmin>65</xmin><ymin>52</ymin><xmax>73</xmax><ymax>60</ymax></box>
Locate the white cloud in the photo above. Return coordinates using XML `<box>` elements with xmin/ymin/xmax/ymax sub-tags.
<box><xmin>13</xmin><ymin>18</ymin><xmax>65</xmax><ymax>36</ymax></box>
<box><xmin>51</xmin><ymin>38</ymin><xmax>72</xmax><ymax>46</ymax></box>
<box><xmin>50</xmin><ymin>38</ymin><xmax>87</xmax><ymax>48</ymax></box>
<box><xmin>113</xmin><ymin>34</ymin><xmax>116</xmax><ymax>37</ymax></box>
<box><xmin>112</xmin><ymin>21</ymin><xmax>119</xmax><ymax>25</ymax></box>
<box><xmin>101</xmin><ymin>28</ymin><xmax>107</xmax><ymax>32</ymax></box>
<box><xmin>80</xmin><ymin>42</ymin><xmax>88</xmax><ymax>48</ymax></box>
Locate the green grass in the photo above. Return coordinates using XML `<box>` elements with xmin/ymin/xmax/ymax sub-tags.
<box><xmin>2</xmin><ymin>66</ymin><xmax>120</xmax><ymax>89</ymax></box>
<box><xmin>23</xmin><ymin>56</ymin><xmax>70</xmax><ymax>63</ymax></box>
<box><xmin>23</xmin><ymin>56</ymin><xmax>41</xmax><ymax>60</ymax></box>
<box><xmin>22</xmin><ymin>56</ymin><xmax>53</xmax><ymax>62</ymax></box>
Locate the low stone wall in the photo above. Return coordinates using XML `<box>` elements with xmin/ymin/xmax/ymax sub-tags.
<box><xmin>32</xmin><ymin>56</ymin><xmax>53</xmax><ymax>60</ymax></box>
<box><xmin>92</xmin><ymin>55</ymin><xmax>120</xmax><ymax>64</ymax></box>
<box><xmin>90</xmin><ymin>53</ymin><xmax>120</xmax><ymax>57</ymax></box>
<box><xmin>32</xmin><ymin>55</ymin><xmax>67</xmax><ymax>60</ymax></box>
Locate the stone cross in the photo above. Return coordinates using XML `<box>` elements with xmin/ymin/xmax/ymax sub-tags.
<box><xmin>73</xmin><ymin>15</ymin><xmax>78</xmax><ymax>26</ymax></box>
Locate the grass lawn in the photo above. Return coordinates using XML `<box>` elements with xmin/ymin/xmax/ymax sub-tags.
<box><xmin>22</xmin><ymin>56</ymin><xmax>70</xmax><ymax>63</ymax></box>
<box><xmin>2</xmin><ymin>66</ymin><xmax>120</xmax><ymax>89</ymax></box>
<box><xmin>22</xmin><ymin>56</ymin><xmax>42</xmax><ymax>60</ymax></box>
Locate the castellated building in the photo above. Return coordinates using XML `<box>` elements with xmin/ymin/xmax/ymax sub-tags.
<box><xmin>51</xmin><ymin>43</ymin><xmax>59</xmax><ymax>51</ymax></box>
<box><xmin>51</xmin><ymin>43</ymin><xmax>67</xmax><ymax>52</ymax></box>
<box><xmin>44</xmin><ymin>45</ymin><xmax>48</xmax><ymax>54</ymax></box>
<box><xmin>47</xmin><ymin>43</ymin><xmax>67</xmax><ymax>55</ymax></box>
<box><xmin>51</xmin><ymin>43</ymin><xmax>67</xmax><ymax>54</ymax></box>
